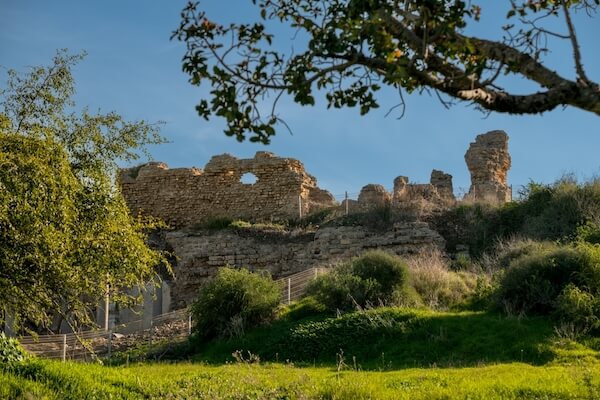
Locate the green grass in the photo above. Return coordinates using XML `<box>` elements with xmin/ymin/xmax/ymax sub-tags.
<box><xmin>193</xmin><ymin>307</ymin><xmax>598</xmax><ymax>368</ymax></box>
<box><xmin>4</xmin><ymin>307</ymin><xmax>599</xmax><ymax>399</ymax></box>
<box><xmin>2</xmin><ymin>360</ymin><xmax>599</xmax><ymax>399</ymax></box>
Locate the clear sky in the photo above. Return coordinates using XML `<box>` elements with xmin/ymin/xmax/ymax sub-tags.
<box><xmin>1</xmin><ymin>1</ymin><xmax>599</xmax><ymax>201</ymax></box>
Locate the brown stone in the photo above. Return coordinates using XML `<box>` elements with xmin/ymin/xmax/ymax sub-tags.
<box><xmin>430</xmin><ymin>169</ymin><xmax>454</xmax><ymax>199</ymax></box>
<box><xmin>119</xmin><ymin>152</ymin><xmax>337</xmax><ymax>228</ymax></box>
<box><xmin>358</xmin><ymin>184</ymin><xmax>391</xmax><ymax>208</ymax></box>
<box><xmin>464</xmin><ymin>130</ymin><xmax>511</xmax><ymax>203</ymax></box>
<box><xmin>165</xmin><ymin>222</ymin><xmax>445</xmax><ymax>307</ymax></box>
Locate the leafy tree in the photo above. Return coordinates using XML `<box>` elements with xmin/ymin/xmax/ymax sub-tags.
<box><xmin>0</xmin><ymin>51</ymin><xmax>167</xmax><ymax>333</ymax></box>
<box><xmin>174</xmin><ymin>0</ymin><xmax>600</xmax><ymax>143</ymax></box>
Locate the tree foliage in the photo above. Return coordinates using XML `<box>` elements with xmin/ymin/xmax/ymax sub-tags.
<box><xmin>174</xmin><ymin>0</ymin><xmax>600</xmax><ymax>143</ymax></box>
<box><xmin>0</xmin><ymin>51</ymin><xmax>167</xmax><ymax>333</ymax></box>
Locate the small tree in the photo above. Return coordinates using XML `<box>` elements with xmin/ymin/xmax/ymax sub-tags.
<box><xmin>0</xmin><ymin>51</ymin><xmax>167</xmax><ymax>332</ymax></box>
<box><xmin>191</xmin><ymin>267</ymin><xmax>281</xmax><ymax>340</ymax></box>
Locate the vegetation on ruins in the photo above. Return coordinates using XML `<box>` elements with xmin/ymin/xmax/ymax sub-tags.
<box><xmin>440</xmin><ymin>177</ymin><xmax>600</xmax><ymax>255</ymax></box>
<box><xmin>306</xmin><ymin>250</ymin><xmax>420</xmax><ymax>311</ymax></box>
<box><xmin>0</xmin><ymin>51</ymin><xmax>167</xmax><ymax>332</ymax></box>
<box><xmin>174</xmin><ymin>0</ymin><xmax>600</xmax><ymax>143</ymax></box>
<box><xmin>190</xmin><ymin>267</ymin><xmax>281</xmax><ymax>340</ymax></box>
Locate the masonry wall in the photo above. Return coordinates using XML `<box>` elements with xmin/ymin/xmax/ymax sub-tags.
<box><xmin>164</xmin><ymin>222</ymin><xmax>445</xmax><ymax>308</ymax></box>
<box><xmin>120</xmin><ymin>152</ymin><xmax>337</xmax><ymax>228</ymax></box>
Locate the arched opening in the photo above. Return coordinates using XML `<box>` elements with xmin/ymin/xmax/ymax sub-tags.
<box><xmin>240</xmin><ymin>172</ymin><xmax>258</xmax><ymax>185</ymax></box>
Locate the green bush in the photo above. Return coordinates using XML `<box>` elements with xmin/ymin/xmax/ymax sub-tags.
<box><xmin>306</xmin><ymin>250</ymin><xmax>419</xmax><ymax>312</ymax></box>
<box><xmin>438</xmin><ymin>178</ymin><xmax>600</xmax><ymax>256</ymax></box>
<box><xmin>494</xmin><ymin>242</ymin><xmax>600</xmax><ymax>331</ymax></box>
<box><xmin>493</xmin><ymin>238</ymin><xmax>559</xmax><ymax>270</ymax></box>
<box><xmin>0</xmin><ymin>333</ymin><xmax>28</xmax><ymax>365</ymax></box>
<box><xmin>555</xmin><ymin>284</ymin><xmax>599</xmax><ymax>331</ymax></box>
<box><xmin>191</xmin><ymin>267</ymin><xmax>281</xmax><ymax>341</ymax></box>
<box><xmin>280</xmin><ymin>296</ymin><xmax>327</xmax><ymax>321</ymax></box>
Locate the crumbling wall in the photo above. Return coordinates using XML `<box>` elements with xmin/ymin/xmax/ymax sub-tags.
<box><xmin>120</xmin><ymin>152</ymin><xmax>337</xmax><ymax>227</ymax></box>
<box><xmin>358</xmin><ymin>184</ymin><xmax>392</xmax><ymax>208</ymax></box>
<box><xmin>165</xmin><ymin>222</ymin><xmax>445</xmax><ymax>308</ymax></box>
<box><xmin>465</xmin><ymin>130</ymin><xmax>512</xmax><ymax>203</ymax></box>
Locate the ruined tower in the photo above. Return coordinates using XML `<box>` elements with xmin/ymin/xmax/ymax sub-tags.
<box><xmin>464</xmin><ymin>130</ymin><xmax>511</xmax><ymax>203</ymax></box>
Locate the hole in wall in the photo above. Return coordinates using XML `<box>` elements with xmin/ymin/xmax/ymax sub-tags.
<box><xmin>240</xmin><ymin>172</ymin><xmax>258</xmax><ymax>185</ymax></box>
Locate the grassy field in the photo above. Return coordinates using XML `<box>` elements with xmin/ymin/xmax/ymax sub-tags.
<box><xmin>3</xmin><ymin>308</ymin><xmax>599</xmax><ymax>399</ymax></box>
<box><xmin>193</xmin><ymin>308</ymin><xmax>599</xmax><ymax>368</ymax></box>
<box><xmin>2</xmin><ymin>360</ymin><xmax>600</xmax><ymax>399</ymax></box>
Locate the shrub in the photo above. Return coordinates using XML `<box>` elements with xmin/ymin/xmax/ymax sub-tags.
<box><xmin>280</xmin><ymin>296</ymin><xmax>327</xmax><ymax>321</ymax></box>
<box><xmin>351</xmin><ymin>251</ymin><xmax>410</xmax><ymax>299</ymax></box>
<box><xmin>437</xmin><ymin>177</ymin><xmax>600</xmax><ymax>256</ymax></box>
<box><xmin>492</xmin><ymin>238</ymin><xmax>559</xmax><ymax>270</ymax></box>
<box><xmin>306</xmin><ymin>250</ymin><xmax>419</xmax><ymax>312</ymax></box>
<box><xmin>191</xmin><ymin>267</ymin><xmax>281</xmax><ymax>341</ymax></box>
<box><xmin>405</xmin><ymin>249</ymin><xmax>478</xmax><ymax>310</ymax></box>
<box><xmin>0</xmin><ymin>333</ymin><xmax>28</xmax><ymax>365</ymax></box>
<box><xmin>195</xmin><ymin>217</ymin><xmax>234</xmax><ymax>230</ymax></box>
<box><xmin>494</xmin><ymin>242</ymin><xmax>600</xmax><ymax>330</ymax></box>
<box><xmin>555</xmin><ymin>284</ymin><xmax>599</xmax><ymax>331</ymax></box>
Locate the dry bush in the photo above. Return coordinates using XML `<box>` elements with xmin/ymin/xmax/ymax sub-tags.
<box><xmin>405</xmin><ymin>248</ymin><xmax>478</xmax><ymax>310</ymax></box>
<box><xmin>479</xmin><ymin>236</ymin><xmax>557</xmax><ymax>273</ymax></box>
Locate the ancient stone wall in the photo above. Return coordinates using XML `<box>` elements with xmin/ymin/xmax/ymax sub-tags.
<box><xmin>465</xmin><ymin>130</ymin><xmax>512</xmax><ymax>203</ymax></box>
<box><xmin>119</xmin><ymin>152</ymin><xmax>337</xmax><ymax>228</ymax></box>
<box><xmin>164</xmin><ymin>222</ymin><xmax>445</xmax><ymax>308</ymax></box>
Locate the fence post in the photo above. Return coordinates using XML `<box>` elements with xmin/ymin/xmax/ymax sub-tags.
<box><xmin>104</xmin><ymin>278</ymin><xmax>110</xmax><ymax>331</ymax></box>
<box><xmin>287</xmin><ymin>278</ymin><xmax>291</xmax><ymax>304</ymax></box>
<box><xmin>188</xmin><ymin>314</ymin><xmax>192</xmax><ymax>336</ymax></box>
<box><xmin>107</xmin><ymin>330</ymin><xmax>112</xmax><ymax>359</ymax></box>
<box><xmin>298</xmin><ymin>195</ymin><xmax>303</xmax><ymax>219</ymax></box>
<box><xmin>61</xmin><ymin>334</ymin><xmax>67</xmax><ymax>362</ymax></box>
<box><xmin>345</xmin><ymin>191</ymin><xmax>349</xmax><ymax>215</ymax></box>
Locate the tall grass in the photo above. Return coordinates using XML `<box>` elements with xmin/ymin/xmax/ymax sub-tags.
<box><xmin>2</xmin><ymin>357</ymin><xmax>598</xmax><ymax>399</ymax></box>
<box><xmin>404</xmin><ymin>249</ymin><xmax>479</xmax><ymax>310</ymax></box>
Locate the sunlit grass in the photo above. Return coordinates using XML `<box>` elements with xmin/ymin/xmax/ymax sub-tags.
<box><xmin>2</xmin><ymin>360</ymin><xmax>599</xmax><ymax>399</ymax></box>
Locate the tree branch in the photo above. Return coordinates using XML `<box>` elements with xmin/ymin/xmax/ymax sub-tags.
<box><xmin>561</xmin><ymin>0</ymin><xmax>591</xmax><ymax>85</ymax></box>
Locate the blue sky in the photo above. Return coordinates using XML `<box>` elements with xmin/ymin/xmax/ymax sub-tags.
<box><xmin>1</xmin><ymin>1</ymin><xmax>599</xmax><ymax>200</ymax></box>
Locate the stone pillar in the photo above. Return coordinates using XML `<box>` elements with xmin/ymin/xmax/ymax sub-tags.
<box><xmin>392</xmin><ymin>176</ymin><xmax>409</xmax><ymax>205</ymax></box>
<box><xmin>430</xmin><ymin>170</ymin><xmax>454</xmax><ymax>200</ymax></box>
<box><xmin>464</xmin><ymin>130</ymin><xmax>511</xmax><ymax>203</ymax></box>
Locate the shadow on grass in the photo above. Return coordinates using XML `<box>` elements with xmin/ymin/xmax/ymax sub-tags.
<box><xmin>190</xmin><ymin>308</ymin><xmax>561</xmax><ymax>370</ymax></box>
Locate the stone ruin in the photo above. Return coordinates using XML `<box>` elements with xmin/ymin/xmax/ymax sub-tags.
<box><xmin>465</xmin><ymin>130</ymin><xmax>512</xmax><ymax>203</ymax></box>
<box><xmin>349</xmin><ymin>130</ymin><xmax>511</xmax><ymax>210</ymax></box>
<box><xmin>120</xmin><ymin>130</ymin><xmax>512</xmax><ymax>226</ymax></box>
<box><xmin>120</xmin><ymin>151</ymin><xmax>337</xmax><ymax>228</ymax></box>
<box><xmin>114</xmin><ymin>130</ymin><xmax>512</xmax><ymax>314</ymax></box>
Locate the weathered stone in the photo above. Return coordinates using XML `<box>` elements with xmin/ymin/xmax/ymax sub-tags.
<box><xmin>430</xmin><ymin>169</ymin><xmax>454</xmax><ymax>200</ymax></box>
<box><xmin>358</xmin><ymin>184</ymin><xmax>391</xmax><ymax>208</ymax></box>
<box><xmin>165</xmin><ymin>222</ymin><xmax>445</xmax><ymax>308</ymax></box>
<box><xmin>391</xmin><ymin>173</ymin><xmax>454</xmax><ymax>210</ymax></box>
<box><xmin>119</xmin><ymin>152</ymin><xmax>337</xmax><ymax>228</ymax></box>
<box><xmin>465</xmin><ymin>130</ymin><xmax>511</xmax><ymax>203</ymax></box>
